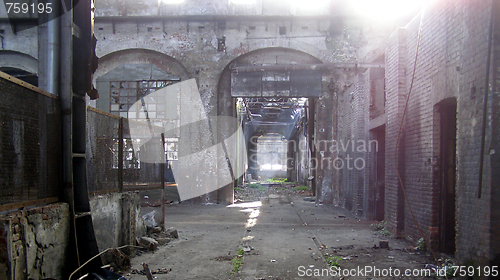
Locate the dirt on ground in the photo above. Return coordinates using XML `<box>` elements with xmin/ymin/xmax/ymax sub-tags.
<box><xmin>116</xmin><ymin>182</ymin><xmax>456</xmax><ymax>280</ymax></box>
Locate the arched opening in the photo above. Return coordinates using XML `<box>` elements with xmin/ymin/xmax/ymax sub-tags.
<box><xmin>93</xmin><ymin>49</ymin><xmax>190</xmax><ymax>116</ymax></box>
<box><xmin>0</xmin><ymin>51</ymin><xmax>38</xmax><ymax>86</ymax></box>
<box><xmin>217</xmin><ymin>47</ymin><xmax>322</xmax><ymax>195</ymax></box>
<box><xmin>91</xmin><ymin>49</ymin><xmax>191</xmax><ymax>205</ymax></box>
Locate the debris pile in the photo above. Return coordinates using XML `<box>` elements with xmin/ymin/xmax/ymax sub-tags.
<box><xmin>101</xmin><ymin>248</ymin><xmax>131</xmax><ymax>272</ymax></box>
<box><xmin>136</xmin><ymin>226</ymin><xmax>179</xmax><ymax>251</ymax></box>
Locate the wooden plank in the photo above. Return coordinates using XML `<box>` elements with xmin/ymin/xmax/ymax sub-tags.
<box><xmin>0</xmin><ymin>71</ymin><xmax>58</xmax><ymax>99</ymax></box>
<box><xmin>0</xmin><ymin>197</ymin><xmax>59</xmax><ymax>212</ymax></box>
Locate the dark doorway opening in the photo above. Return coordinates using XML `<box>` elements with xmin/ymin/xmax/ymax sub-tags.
<box><xmin>437</xmin><ymin>99</ymin><xmax>457</xmax><ymax>254</ymax></box>
<box><xmin>371</xmin><ymin>125</ymin><xmax>386</xmax><ymax>221</ymax></box>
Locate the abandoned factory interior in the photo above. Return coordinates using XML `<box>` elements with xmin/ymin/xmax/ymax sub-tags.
<box><xmin>0</xmin><ymin>0</ymin><xmax>499</xmax><ymax>279</ymax></box>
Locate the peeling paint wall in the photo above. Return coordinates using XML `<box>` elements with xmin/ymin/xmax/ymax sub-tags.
<box><xmin>0</xmin><ymin>203</ymin><xmax>70</xmax><ymax>280</ymax></box>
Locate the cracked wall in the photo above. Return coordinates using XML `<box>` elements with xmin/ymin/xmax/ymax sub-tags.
<box><xmin>91</xmin><ymin>192</ymin><xmax>146</xmax><ymax>252</ymax></box>
<box><xmin>0</xmin><ymin>203</ymin><xmax>70</xmax><ymax>280</ymax></box>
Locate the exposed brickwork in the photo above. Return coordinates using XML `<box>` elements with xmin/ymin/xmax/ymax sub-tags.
<box><xmin>490</xmin><ymin>0</ymin><xmax>500</xmax><ymax>267</ymax></box>
<box><xmin>0</xmin><ymin>203</ymin><xmax>70</xmax><ymax>280</ymax></box>
<box><xmin>382</xmin><ymin>0</ymin><xmax>498</xmax><ymax>265</ymax></box>
<box><xmin>336</xmin><ymin>67</ymin><xmax>385</xmax><ymax>219</ymax></box>
<box><xmin>385</xmin><ymin>27</ymin><xmax>407</xmax><ymax>236</ymax></box>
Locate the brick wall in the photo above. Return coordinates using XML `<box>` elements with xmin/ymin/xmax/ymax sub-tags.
<box><xmin>385</xmin><ymin>28</ymin><xmax>407</xmax><ymax>236</ymax></box>
<box><xmin>384</xmin><ymin>0</ymin><xmax>498</xmax><ymax>265</ymax></box>
<box><xmin>337</xmin><ymin>68</ymin><xmax>383</xmax><ymax>219</ymax></box>
<box><xmin>0</xmin><ymin>203</ymin><xmax>70</xmax><ymax>280</ymax></box>
<box><xmin>490</xmin><ymin>0</ymin><xmax>500</xmax><ymax>266</ymax></box>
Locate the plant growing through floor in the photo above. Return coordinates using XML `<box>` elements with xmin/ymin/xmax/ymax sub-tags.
<box><xmin>234</xmin><ymin>187</ymin><xmax>242</xmax><ymax>192</ymax></box>
<box><xmin>273</xmin><ymin>187</ymin><xmax>286</xmax><ymax>190</ymax></box>
<box><xmin>266</xmin><ymin>178</ymin><xmax>287</xmax><ymax>183</ymax></box>
<box><xmin>370</xmin><ymin>220</ymin><xmax>386</xmax><ymax>231</ymax></box>
<box><xmin>370</xmin><ymin>220</ymin><xmax>394</xmax><ymax>237</ymax></box>
<box><xmin>442</xmin><ymin>259</ymin><xmax>455</xmax><ymax>277</ymax></box>
<box><xmin>380</xmin><ymin>227</ymin><xmax>394</xmax><ymax>237</ymax></box>
<box><xmin>231</xmin><ymin>247</ymin><xmax>245</xmax><ymax>274</ymax></box>
<box><xmin>417</xmin><ymin>237</ymin><xmax>427</xmax><ymax>251</ymax></box>
<box><xmin>293</xmin><ymin>186</ymin><xmax>311</xmax><ymax>191</ymax></box>
<box><xmin>248</xmin><ymin>183</ymin><xmax>265</xmax><ymax>191</ymax></box>
<box><xmin>325</xmin><ymin>255</ymin><xmax>342</xmax><ymax>268</ymax></box>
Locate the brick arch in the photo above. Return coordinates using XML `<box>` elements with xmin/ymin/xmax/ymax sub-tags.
<box><xmin>94</xmin><ymin>48</ymin><xmax>191</xmax><ymax>83</ymax></box>
<box><xmin>216</xmin><ymin>47</ymin><xmax>323</xmax><ymax>116</ymax></box>
<box><xmin>0</xmin><ymin>50</ymin><xmax>38</xmax><ymax>74</ymax></box>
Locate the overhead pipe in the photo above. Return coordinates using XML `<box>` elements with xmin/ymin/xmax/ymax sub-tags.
<box><xmin>45</xmin><ymin>0</ymin><xmax>60</xmax><ymax>95</ymax></box>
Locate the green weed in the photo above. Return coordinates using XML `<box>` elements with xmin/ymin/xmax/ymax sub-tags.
<box><xmin>293</xmin><ymin>186</ymin><xmax>311</xmax><ymax>191</ymax></box>
<box><xmin>417</xmin><ymin>237</ymin><xmax>427</xmax><ymax>251</ymax></box>
<box><xmin>266</xmin><ymin>178</ymin><xmax>287</xmax><ymax>183</ymax></box>
<box><xmin>231</xmin><ymin>247</ymin><xmax>245</xmax><ymax>274</ymax></box>
<box><xmin>325</xmin><ymin>255</ymin><xmax>342</xmax><ymax>268</ymax></box>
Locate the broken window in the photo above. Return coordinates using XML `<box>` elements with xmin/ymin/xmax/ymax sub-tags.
<box><xmin>109</xmin><ymin>80</ymin><xmax>173</xmax><ymax>118</ymax></box>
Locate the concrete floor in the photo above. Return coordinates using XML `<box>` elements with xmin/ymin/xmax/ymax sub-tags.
<box><xmin>126</xmin><ymin>185</ymin><xmax>446</xmax><ymax>280</ymax></box>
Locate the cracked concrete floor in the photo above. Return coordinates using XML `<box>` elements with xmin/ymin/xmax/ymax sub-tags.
<box><xmin>125</xmin><ymin>184</ymin><xmax>448</xmax><ymax>280</ymax></box>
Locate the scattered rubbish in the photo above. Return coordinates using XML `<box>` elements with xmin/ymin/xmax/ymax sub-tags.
<box><xmin>144</xmin><ymin>196</ymin><xmax>149</xmax><ymax>199</ymax></box>
<box><xmin>303</xmin><ymin>197</ymin><xmax>315</xmax><ymax>202</ymax></box>
<box><xmin>270</xmin><ymin>259</ymin><xmax>276</xmax><ymax>262</ymax></box>
<box><xmin>131</xmin><ymin>267</ymin><xmax>171</xmax><ymax>275</ymax></box>
<box><xmin>242</xmin><ymin>246</ymin><xmax>252</xmax><ymax>252</ymax></box>
<box><xmin>101</xmin><ymin>248</ymin><xmax>131</xmax><ymax>272</ymax></box>
<box><xmin>150</xmin><ymin>227</ymin><xmax>162</xmax><ymax>233</ymax></box>
<box><xmin>139</xmin><ymin>237</ymin><xmax>159</xmax><ymax>251</ymax></box>
<box><xmin>143</xmin><ymin>263</ymin><xmax>154</xmax><ymax>280</ymax></box>
<box><xmin>388</xmin><ymin>256</ymin><xmax>395</xmax><ymax>259</ymax></box>
<box><xmin>212</xmin><ymin>255</ymin><xmax>233</xmax><ymax>261</ymax></box>
<box><xmin>425</xmin><ymin>264</ymin><xmax>439</xmax><ymax>273</ymax></box>
<box><xmin>155</xmin><ymin>237</ymin><xmax>172</xmax><ymax>245</ymax></box>
<box><xmin>165</xmin><ymin>227</ymin><xmax>179</xmax><ymax>239</ymax></box>
<box><xmin>142</xmin><ymin>211</ymin><xmax>157</xmax><ymax>227</ymax></box>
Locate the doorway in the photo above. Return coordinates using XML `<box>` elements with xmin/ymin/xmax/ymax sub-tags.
<box><xmin>437</xmin><ymin>99</ymin><xmax>457</xmax><ymax>254</ymax></box>
<box><xmin>372</xmin><ymin>125</ymin><xmax>386</xmax><ymax>221</ymax></box>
